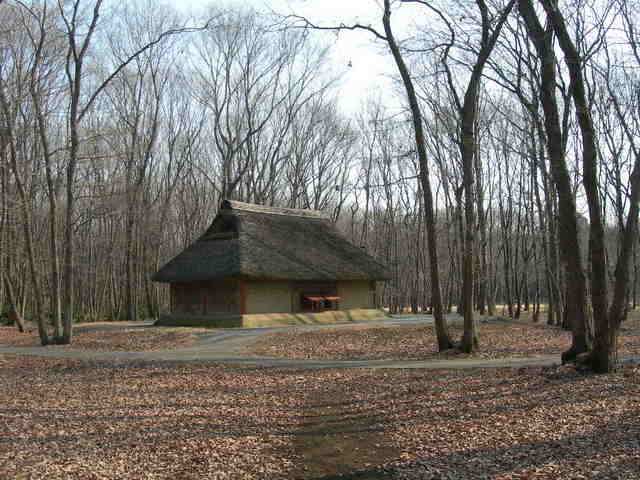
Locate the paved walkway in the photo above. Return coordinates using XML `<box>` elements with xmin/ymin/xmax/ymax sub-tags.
<box><xmin>1</xmin><ymin>315</ymin><xmax>635</xmax><ymax>370</ymax></box>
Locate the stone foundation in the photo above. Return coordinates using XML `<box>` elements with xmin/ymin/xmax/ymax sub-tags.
<box><xmin>155</xmin><ymin>309</ymin><xmax>388</xmax><ymax>328</ymax></box>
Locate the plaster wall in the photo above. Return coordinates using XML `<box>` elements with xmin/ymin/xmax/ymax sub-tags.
<box><xmin>337</xmin><ymin>280</ymin><xmax>375</xmax><ymax>309</ymax></box>
<box><xmin>245</xmin><ymin>280</ymin><xmax>292</xmax><ymax>314</ymax></box>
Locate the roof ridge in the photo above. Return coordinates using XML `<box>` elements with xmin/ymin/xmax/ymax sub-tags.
<box><xmin>221</xmin><ymin>200</ymin><xmax>329</xmax><ymax>220</ymax></box>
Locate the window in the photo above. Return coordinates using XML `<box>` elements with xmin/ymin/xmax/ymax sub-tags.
<box><xmin>301</xmin><ymin>295</ymin><xmax>340</xmax><ymax>312</ymax></box>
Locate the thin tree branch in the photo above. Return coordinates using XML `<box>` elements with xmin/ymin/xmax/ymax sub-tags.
<box><xmin>282</xmin><ymin>14</ymin><xmax>387</xmax><ymax>42</ymax></box>
<box><xmin>79</xmin><ymin>19</ymin><xmax>218</xmax><ymax>122</ymax></box>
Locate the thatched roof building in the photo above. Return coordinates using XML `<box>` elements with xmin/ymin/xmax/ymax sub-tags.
<box><xmin>153</xmin><ymin>200</ymin><xmax>390</xmax><ymax>327</ymax></box>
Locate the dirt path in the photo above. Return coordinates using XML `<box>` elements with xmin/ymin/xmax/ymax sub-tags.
<box><xmin>3</xmin><ymin>318</ymin><xmax>640</xmax><ymax>480</ymax></box>
<box><xmin>2</xmin><ymin>316</ymin><xmax>637</xmax><ymax>370</ymax></box>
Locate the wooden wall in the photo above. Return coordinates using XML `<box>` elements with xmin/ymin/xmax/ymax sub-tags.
<box><xmin>169</xmin><ymin>278</ymin><xmax>379</xmax><ymax>316</ymax></box>
<box><xmin>171</xmin><ymin>279</ymin><xmax>240</xmax><ymax>315</ymax></box>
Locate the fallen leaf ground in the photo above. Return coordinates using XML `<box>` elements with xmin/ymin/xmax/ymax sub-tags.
<box><xmin>0</xmin><ymin>354</ymin><xmax>638</xmax><ymax>479</ymax></box>
<box><xmin>1</xmin><ymin>315</ymin><xmax>640</xmax><ymax>479</ymax></box>
<box><xmin>0</xmin><ymin>324</ymin><xmax>205</xmax><ymax>351</ymax></box>
<box><xmin>247</xmin><ymin>315</ymin><xmax>640</xmax><ymax>361</ymax></box>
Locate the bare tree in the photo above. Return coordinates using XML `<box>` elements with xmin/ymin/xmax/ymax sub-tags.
<box><xmin>0</xmin><ymin>9</ymin><xmax>49</xmax><ymax>342</ymax></box>
<box><xmin>15</xmin><ymin>1</ymin><xmax>66</xmax><ymax>340</ymax></box>
<box><xmin>33</xmin><ymin>0</ymin><xmax>214</xmax><ymax>342</ymax></box>
<box><xmin>192</xmin><ymin>7</ymin><xmax>333</xmax><ymax>203</ymax></box>
<box><xmin>380</xmin><ymin>0</ymin><xmax>453</xmax><ymax>349</ymax></box>
<box><xmin>415</xmin><ymin>0</ymin><xmax>515</xmax><ymax>351</ymax></box>
<box><xmin>518</xmin><ymin>0</ymin><xmax>591</xmax><ymax>362</ymax></box>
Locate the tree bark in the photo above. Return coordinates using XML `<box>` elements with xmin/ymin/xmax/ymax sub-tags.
<box><xmin>518</xmin><ymin>0</ymin><xmax>590</xmax><ymax>361</ymax></box>
<box><xmin>4</xmin><ymin>273</ymin><xmax>25</xmax><ymax>333</ymax></box>
<box><xmin>538</xmin><ymin>0</ymin><xmax>621</xmax><ymax>372</ymax></box>
<box><xmin>0</xmin><ymin>85</ymin><xmax>49</xmax><ymax>345</ymax></box>
<box><xmin>382</xmin><ymin>0</ymin><xmax>453</xmax><ymax>350</ymax></box>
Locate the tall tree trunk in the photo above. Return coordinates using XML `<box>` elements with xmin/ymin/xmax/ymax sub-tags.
<box><xmin>519</xmin><ymin>0</ymin><xmax>590</xmax><ymax>361</ymax></box>
<box><xmin>125</xmin><ymin>196</ymin><xmax>138</xmax><ymax>321</ymax></box>
<box><xmin>382</xmin><ymin>0</ymin><xmax>453</xmax><ymax>350</ymax></box>
<box><xmin>4</xmin><ymin>273</ymin><xmax>25</xmax><ymax>333</ymax></box>
<box><xmin>538</xmin><ymin>0</ymin><xmax>607</xmax><ymax>371</ymax></box>
<box><xmin>539</xmin><ymin>0</ymin><xmax>640</xmax><ymax>372</ymax></box>
<box><xmin>460</xmin><ymin>112</ymin><xmax>478</xmax><ymax>351</ymax></box>
<box><xmin>27</xmin><ymin>3</ymin><xmax>63</xmax><ymax>339</ymax></box>
<box><xmin>0</xmin><ymin>87</ymin><xmax>49</xmax><ymax>345</ymax></box>
<box><xmin>61</xmin><ymin>126</ymin><xmax>78</xmax><ymax>343</ymax></box>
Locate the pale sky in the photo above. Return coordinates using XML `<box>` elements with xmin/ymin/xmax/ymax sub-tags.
<box><xmin>176</xmin><ymin>0</ymin><xmax>407</xmax><ymax>115</ymax></box>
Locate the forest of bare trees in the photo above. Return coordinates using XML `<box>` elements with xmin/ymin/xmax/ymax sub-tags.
<box><xmin>1</xmin><ymin>0</ymin><xmax>640</xmax><ymax>372</ymax></box>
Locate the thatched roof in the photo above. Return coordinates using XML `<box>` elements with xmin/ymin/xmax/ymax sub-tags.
<box><xmin>152</xmin><ymin>200</ymin><xmax>390</xmax><ymax>283</ymax></box>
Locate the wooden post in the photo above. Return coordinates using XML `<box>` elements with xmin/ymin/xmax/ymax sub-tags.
<box><xmin>239</xmin><ymin>279</ymin><xmax>247</xmax><ymax>315</ymax></box>
<box><xmin>4</xmin><ymin>274</ymin><xmax>25</xmax><ymax>332</ymax></box>
<box><xmin>202</xmin><ymin>283</ymin><xmax>207</xmax><ymax>315</ymax></box>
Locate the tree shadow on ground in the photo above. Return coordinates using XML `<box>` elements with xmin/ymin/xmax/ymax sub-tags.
<box><xmin>3</xmin><ymin>357</ymin><xmax>638</xmax><ymax>479</ymax></box>
<box><xmin>382</xmin><ymin>417</ymin><xmax>640</xmax><ymax>479</ymax></box>
<box><xmin>309</xmin><ymin>412</ymin><xmax>639</xmax><ymax>479</ymax></box>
